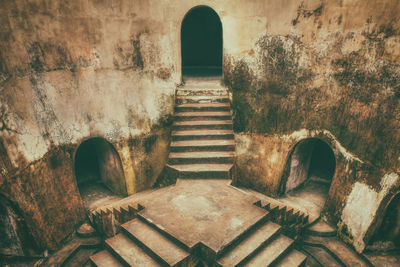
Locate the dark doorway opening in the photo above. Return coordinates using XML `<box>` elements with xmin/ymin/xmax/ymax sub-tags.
<box><xmin>284</xmin><ymin>138</ymin><xmax>335</xmax><ymax>193</ymax></box>
<box><xmin>181</xmin><ymin>6</ymin><xmax>222</xmax><ymax>78</ymax></box>
<box><xmin>279</xmin><ymin>138</ymin><xmax>336</xmax><ymax>216</ymax></box>
<box><xmin>74</xmin><ymin>138</ymin><xmax>126</xmax><ymax>209</ymax></box>
<box><xmin>368</xmin><ymin>193</ymin><xmax>400</xmax><ymax>251</ymax></box>
<box><xmin>308</xmin><ymin>139</ymin><xmax>336</xmax><ymax>181</ymax></box>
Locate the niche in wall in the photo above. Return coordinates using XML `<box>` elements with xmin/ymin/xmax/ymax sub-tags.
<box><xmin>284</xmin><ymin>138</ymin><xmax>336</xmax><ymax>193</ymax></box>
<box><xmin>74</xmin><ymin>137</ymin><xmax>127</xmax><ymax>202</ymax></box>
<box><xmin>181</xmin><ymin>6</ymin><xmax>223</xmax><ymax>77</ymax></box>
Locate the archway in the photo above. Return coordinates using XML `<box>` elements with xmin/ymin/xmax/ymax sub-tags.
<box><xmin>285</xmin><ymin>138</ymin><xmax>335</xmax><ymax>193</ymax></box>
<box><xmin>279</xmin><ymin>138</ymin><xmax>336</xmax><ymax>214</ymax></box>
<box><xmin>74</xmin><ymin>138</ymin><xmax>126</xmax><ymax>208</ymax></box>
<box><xmin>368</xmin><ymin>193</ymin><xmax>400</xmax><ymax>251</ymax></box>
<box><xmin>181</xmin><ymin>6</ymin><xmax>222</xmax><ymax>77</ymax></box>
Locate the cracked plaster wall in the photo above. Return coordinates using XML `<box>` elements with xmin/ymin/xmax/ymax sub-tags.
<box><xmin>0</xmin><ymin>0</ymin><xmax>399</xmax><ymax>253</ymax></box>
<box><xmin>223</xmin><ymin>0</ymin><xmax>400</xmax><ymax>252</ymax></box>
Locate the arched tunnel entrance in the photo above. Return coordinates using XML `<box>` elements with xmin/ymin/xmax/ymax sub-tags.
<box><xmin>181</xmin><ymin>6</ymin><xmax>222</xmax><ymax>78</ymax></box>
<box><xmin>368</xmin><ymin>193</ymin><xmax>400</xmax><ymax>251</ymax></box>
<box><xmin>280</xmin><ymin>138</ymin><xmax>336</xmax><ymax>215</ymax></box>
<box><xmin>74</xmin><ymin>138</ymin><xmax>126</xmax><ymax>209</ymax></box>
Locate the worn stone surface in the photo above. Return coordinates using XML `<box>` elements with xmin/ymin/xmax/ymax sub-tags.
<box><xmin>0</xmin><ymin>0</ymin><xmax>176</xmax><ymax>251</ymax></box>
<box><xmin>93</xmin><ymin>179</ymin><xmax>268</xmax><ymax>252</ymax></box>
<box><xmin>77</xmin><ymin>223</ymin><xmax>96</xmax><ymax>238</ymax></box>
<box><xmin>0</xmin><ymin>147</ymin><xmax>85</xmax><ymax>250</ymax></box>
<box><xmin>0</xmin><ymin>0</ymin><xmax>398</xmax><ymax>255</ymax></box>
<box><xmin>221</xmin><ymin>0</ymin><xmax>400</xmax><ymax>252</ymax></box>
<box><xmin>340</xmin><ymin>172</ymin><xmax>400</xmax><ymax>252</ymax></box>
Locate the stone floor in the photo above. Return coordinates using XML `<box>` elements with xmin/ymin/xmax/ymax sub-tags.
<box><xmin>92</xmin><ymin>179</ymin><xmax>269</xmax><ymax>252</ymax></box>
<box><xmin>79</xmin><ymin>181</ymin><xmax>123</xmax><ymax>210</ymax></box>
<box><xmin>17</xmin><ymin>77</ymin><xmax>399</xmax><ymax>266</ymax></box>
<box><xmin>90</xmin><ymin>179</ymin><xmax>308</xmax><ymax>266</ymax></box>
<box><xmin>278</xmin><ymin>177</ymin><xmax>330</xmax><ymax>222</ymax></box>
<box><xmin>20</xmin><ymin>178</ymin><xmax>398</xmax><ymax>267</ymax></box>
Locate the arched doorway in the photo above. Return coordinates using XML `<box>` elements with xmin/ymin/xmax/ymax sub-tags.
<box><xmin>74</xmin><ymin>138</ymin><xmax>126</xmax><ymax>208</ymax></box>
<box><xmin>0</xmin><ymin>195</ymin><xmax>38</xmax><ymax>258</ymax></box>
<box><xmin>279</xmin><ymin>138</ymin><xmax>336</xmax><ymax>214</ymax></box>
<box><xmin>284</xmin><ymin>138</ymin><xmax>335</xmax><ymax>193</ymax></box>
<box><xmin>181</xmin><ymin>6</ymin><xmax>222</xmax><ymax>77</ymax></box>
<box><xmin>368</xmin><ymin>193</ymin><xmax>400</xmax><ymax>251</ymax></box>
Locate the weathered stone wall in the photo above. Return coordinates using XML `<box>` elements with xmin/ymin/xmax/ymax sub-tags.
<box><xmin>224</xmin><ymin>0</ymin><xmax>400</xmax><ymax>252</ymax></box>
<box><xmin>0</xmin><ymin>0</ymin><xmax>399</xmax><ymax>253</ymax></box>
<box><xmin>0</xmin><ymin>0</ymin><xmax>179</xmax><ymax>251</ymax></box>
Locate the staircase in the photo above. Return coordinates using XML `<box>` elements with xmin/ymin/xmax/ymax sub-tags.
<box><xmin>90</xmin><ymin>213</ymin><xmax>307</xmax><ymax>267</ymax></box>
<box><xmin>216</xmin><ymin>220</ymin><xmax>306</xmax><ymax>266</ymax></box>
<box><xmin>91</xmin><ymin>217</ymin><xmax>192</xmax><ymax>267</ymax></box>
<box><xmin>166</xmin><ymin>79</ymin><xmax>235</xmax><ymax>180</ymax></box>
<box><xmin>89</xmin><ymin>79</ymin><xmax>308</xmax><ymax>266</ymax></box>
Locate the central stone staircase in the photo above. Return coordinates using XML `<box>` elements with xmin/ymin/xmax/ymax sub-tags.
<box><xmin>166</xmin><ymin>79</ymin><xmax>235</xmax><ymax>180</ymax></box>
<box><xmin>89</xmin><ymin>79</ymin><xmax>308</xmax><ymax>266</ymax></box>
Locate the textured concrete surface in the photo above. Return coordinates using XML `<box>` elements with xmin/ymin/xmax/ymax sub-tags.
<box><xmin>278</xmin><ymin>179</ymin><xmax>330</xmax><ymax>222</ymax></box>
<box><xmin>141</xmin><ymin>179</ymin><xmax>267</xmax><ymax>252</ymax></box>
<box><xmin>94</xmin><ymin>179</ymin><xmax>270</xmax><ymax>252</ymax></box>
<box><xmin>80</xmin><ymin>182</ymin><xmax>123</xmax><ymax>211</ymax></box>
<box><xmin>0</xmin><ymin>0</ymin><xmax>398</xmax><ymax>255</ymax></box>
<box><xmin>87</xmin><ymin>179</ymin><xmax>398</xmax><ymax>266</ymax></box>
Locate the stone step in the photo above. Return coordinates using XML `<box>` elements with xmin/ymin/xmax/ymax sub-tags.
<box><xmin>175</xmin><ymin>103</ymin><xmax>230</xmax><ymax>112</ymax></box>
<box><xmin>176</xmin><ymin>95</ymin><xmax>229</xmax><ymax>104</ymax></box>
<box><xmin>276</xmin><ymin>249</ymin><xmax>307</xmax><ymax>267</ymax></box>
<box><xmin>181</xmin><ymin>79</ymin><xmax>222</xmax><ymax>88</ymax></box>
<box><xmin>218</xmin><ymin>221</ymin><xmax>281</xmax><ymax>266</ymax></box>
<box><xmin>168</xmin><ymin>164</ymin><xmax>232</xmax><ymax>179</ymax></box>
<box><xmin>90</xmin><ymin>250</ymin><xmax>124</xmax><ymax>267</ymax></box>
<box><xmin>173</xmin><ymin>120</ymin><xmax>232</xmax><ymax>130</ymax></box>
<box><xmin>105</xmin><ymin>234</ymin><xmax>161</xmax><ymax>266</ymax></box>
<box><xmin>121</xmin><ymin>219</ymin><xmax>190</xmax><ymax>266</ymax></box>
<box><xmin>170</xmin><ymin>139</ymin><xmax>235</xmax><ymax>152</ymax></box>
<box><xmin>302</xmin><ymin>244</ymin><xmax>342</xmax><ymax>267</ymax></box>
<box><xmin>304</xmin><ymin>235</ymin><xmax>367</xmax><ymax>267</ymax></box>
<box><xmin>174</xmin><ymin>111</ymin><xmax>231</xmax><ymax>121</ymax></box>
<box><xmin>176</xmin><ymin>88</ymin><xmax>228</xmax><ymax>97</ymax></box>
<box><xmin>244</xmin><ymin>234</ymin><xmax>294</xmax><ymax>266</ymax></box>
<box><xmin>172</xmin><ymin>129</ymin><xmax>234</xmax><ymax>141</ymax></box>
<box><xmin>305</xmin><ymin>220</ymin><xmax>337</xmax><ymax>237</ymax></box>
<box><xmin>168</xmin><ymin>151</ymin><xmax>235</xmax><ymax>164</ymax></box>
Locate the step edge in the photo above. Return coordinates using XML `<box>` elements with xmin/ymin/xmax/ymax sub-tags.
<box><xmin>217</xmin><ymin>221</ymin><xmax>282</xmax><ymax>266</ymax></box>
<box><xmin>121</xmin><ymin>223</ymin><xmax>187</xmax><ymax>267</ymax></box>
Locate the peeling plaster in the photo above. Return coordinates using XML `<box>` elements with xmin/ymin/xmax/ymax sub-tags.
<box><xmin>341</xmin><ymin>172</ymin><xmax>400</xmax><ymax>252</ymax></box>
<box><xmin>322</xmin><ymin>130</ymin><xmax>363</xmax><ymax>163</ymax></box>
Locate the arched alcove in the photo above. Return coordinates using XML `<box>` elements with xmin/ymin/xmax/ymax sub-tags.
<box><xmin>0</xmin><ymin>195</ymin><xmax>38</xmax><ymax>257</ymax></box>
<box><xmin>74</xmin><ymin>138</ymin><xmax>126</xmax><ymax>208</ymax></box>
<box><xmin>284</xmin><ymin>138</ymin><xmax>336</xmax><ymax>193</ymax></box>
<box><xmin>368</xmin><ymin>193</ymin><xmax>400</xmax><ymax>251</ymax></box>
<box><xmin>277</xmin><ymin>138</ymin><xmax>336</xmax><ymax>216</ymax></box>
<box><xmin>181</xmin><ymin>6</ymin><xmax>222</xmax><ymax>77</ymax></box>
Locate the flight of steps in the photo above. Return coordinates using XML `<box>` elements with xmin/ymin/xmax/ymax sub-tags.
<box><xmin>254</xmin><ymin>200</ymin><xmax>309</xmax><ymax>239</ymax></box>
<box><xmin>166</xmin><ymin>81</ymin><xmax>235</xmax><ymax>179</ymax></box>
<box><xmin>90</xmin><ymin>80</ymin><xmax>307</xmax><ymax>266</ymax></box>
<box><xmin>90</xmin><ymin>215</ymin><xmax>307</xmax><ymax>266</ymax></box>
<box><xmin>216</xmin><ymin>220</ymin><xmax>307</xmax><ymax>267</ymax></box>
<box><xmin>90</xmin><ymin>217</ymin><xmax>192</xmax><ymax>266</ymax></box>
